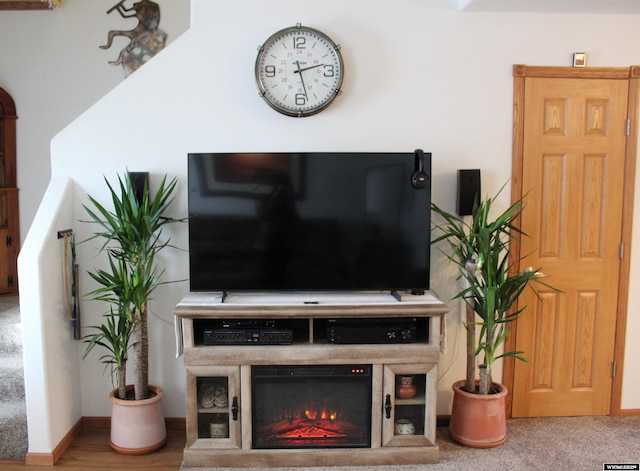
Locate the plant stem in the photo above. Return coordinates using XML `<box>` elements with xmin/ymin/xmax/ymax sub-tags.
<box><xmin>479</xmin><ymin>364</ymin><xmax>488</xmax><ymax>395</ymax></box>
<box><xmin>464</xmin><ymin>259</ymin><xmax>476</xmax><ymax>392</ymax></box>
<box><xmin>465</xmin><ymin>301</ymin><xmax>476</xmax><ymax>392</ymax></box>
<box><xmin>131</xmin><ymin>314</ymin><xmax>149</xmax><ymax>400</ymax></box>
<box><xmin>118</xmin><ymin>363</ymin><xmax>126</xmax><ymax>400</ymax></box>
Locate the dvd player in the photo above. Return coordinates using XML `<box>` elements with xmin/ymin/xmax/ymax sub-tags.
<box><xmin>203</xmin><ymin>319</ymin><xmax>294</xmax><ymax>345</ymax></box>
<box><xmin>204</xmin><ymin>329</ymin><xmax>294</xmax><ymax>345</ymax></box>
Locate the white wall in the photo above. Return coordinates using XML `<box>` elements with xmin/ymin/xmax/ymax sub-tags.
<box><xmin>0</xmin><ymin>0</ymin><xmax>190</xmax><ymax>244</ymax></box>
<box><xmin>11</xmin><ymin>0</ymin><xmax>640</xmax><ymax>455</ymax></box>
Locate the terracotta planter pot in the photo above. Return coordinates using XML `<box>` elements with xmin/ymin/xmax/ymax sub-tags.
<box><xmin>109</xmin><ymin>384</ymin><xmax>167</xmax><ymax>455</ymax></box>
<box><xmin>448</xmin><ymin>380</ymin><xmax>507</xmax><ymax>448</ymax></box>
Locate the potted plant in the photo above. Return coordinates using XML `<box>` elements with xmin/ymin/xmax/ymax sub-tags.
<box><xmin>431</xmin><ymin>185</ymin><xmax>552</xmax><ymax>448</ymax></box>
<box><xmin>82</xmin><ymin>171</ymin><xmax>181</xmax><ymax>454</ymax></box>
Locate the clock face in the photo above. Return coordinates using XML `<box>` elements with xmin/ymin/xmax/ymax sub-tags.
<box><xmin>255</xmin><ymin>25</ymin><xmax>344</xmax><ymax>117</ymax></box>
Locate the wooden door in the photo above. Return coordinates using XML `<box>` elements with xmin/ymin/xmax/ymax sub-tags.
<box><xmin>508</xmin><ymin>66</ymin><xmax>637</xmax><ymax>417</ymax></box>
<box><xmin>0</xmin><ymin>88</ymin><xmax>19</xmax><ymax>294</ymax></box>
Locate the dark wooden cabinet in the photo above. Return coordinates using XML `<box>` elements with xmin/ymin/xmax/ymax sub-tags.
<box><xmin>0</xmin><ymin>88</ymin><xmax>19</xmax><ymax>294</ymax></box>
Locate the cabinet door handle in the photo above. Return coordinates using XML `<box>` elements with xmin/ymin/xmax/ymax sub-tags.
<box><xmin>231</xmin><ymin>396</ymin><xmax>238</xmax><ymax>421</ymax></box>
<box><xmin>385</xmin><ymin>394</ymin><xmax>392</xmax><ymax>419</ymax></box>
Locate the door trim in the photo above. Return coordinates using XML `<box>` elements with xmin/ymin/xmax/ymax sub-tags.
<box><xmin>505</xmin><ymin>65</ymin><xmax>640</xmax><ymax>418</ymax></box>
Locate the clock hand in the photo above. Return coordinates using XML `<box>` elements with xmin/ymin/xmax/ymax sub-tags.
<box><xmin>293</xmin><ymin>63</ymin><xmax>325</xmax><ymax>74</ymax></box>
<box><xmin>295</xmin><ymin>60</ymin><xmax>309</xmax><ymax>99</ymax></box>
<box><xmin>299</xmin><ymin>63</ymin><xmax>325</xmax><ymax>73</ymax></box>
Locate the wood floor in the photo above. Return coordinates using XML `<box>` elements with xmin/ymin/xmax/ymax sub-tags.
<box><xmin>0</xmin><ymin>423</ymin><xmax>186</xmax><ymax>470</ymax></box>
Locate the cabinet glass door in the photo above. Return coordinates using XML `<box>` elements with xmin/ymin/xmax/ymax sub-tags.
<box><xmin>186</xmin><ymin>365</ymin><xmax>241</xmax><ymax>449</ymax></box>
<box><xmin>382</xmin><ymin>363</ymin><xmax>437</xmax><ymax>447</ymax></box>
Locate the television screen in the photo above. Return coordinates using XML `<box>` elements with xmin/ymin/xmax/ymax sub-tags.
<box><xmin>187</xmin><ymin>152</ymin><xmax>431</xmax><ymax>292</ymax></box>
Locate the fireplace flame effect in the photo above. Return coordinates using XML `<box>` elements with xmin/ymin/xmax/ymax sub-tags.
<box><xmin>304</xmin><ymin>406</ymin><xmax>337</xmax><ymax>421</ymax></box>
<box><xmin>256</xmin><ymin>401</ymin><xmax>368</xmax><ymax>447</ymax></box>
<box><xmin>261</xmin><ymin>403</ymin><xmax>351</xmax><ymax>440</ymax></box>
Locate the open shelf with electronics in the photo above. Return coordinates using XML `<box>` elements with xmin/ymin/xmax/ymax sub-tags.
<box><xmin>175</xmin><ymin>290</ymin><xmax>448</xmax><ymax>468</ymax></box>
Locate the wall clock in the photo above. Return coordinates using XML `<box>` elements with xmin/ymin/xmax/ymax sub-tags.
<box><xmin>255</xmin><ymin>23</ymin><xmax>344</xmax><ymax>117</ymax></box>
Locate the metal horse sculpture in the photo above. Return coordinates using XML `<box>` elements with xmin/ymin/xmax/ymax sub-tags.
<box><xmin>101</xmin><ymin>0</ymin><xmax>167</xmax><ymax>77</ymax></box>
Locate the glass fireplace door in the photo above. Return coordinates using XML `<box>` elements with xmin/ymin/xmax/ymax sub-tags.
<box><xmin>252</xmin><ymin>365</ymin><xmax>372</xmax><ymax>449</ymax></box>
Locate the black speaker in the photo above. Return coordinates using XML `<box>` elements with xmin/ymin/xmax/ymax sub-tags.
<box><xmin>456</xmin><ymin>169</ymin><xmax>481</xmax><ymax>216</ymax></box>
<box><xmin>128</xmin><ymin>171</ymin><xmax>149</xmax><ymax>204</ymax></box>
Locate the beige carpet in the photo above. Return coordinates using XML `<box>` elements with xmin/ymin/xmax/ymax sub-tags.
<box><xmin>181</xmin><ymin>415</ymin><xmax>640</xmax><ymax>470</ymax></box>
<box><xmin>0</xmin><ymin>295</ymin><xmax>27</xmax><ymax>459</ymax></box>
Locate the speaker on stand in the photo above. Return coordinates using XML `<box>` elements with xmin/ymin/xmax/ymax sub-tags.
<box><xmin>456</xmin><ymin>169</ymin><xmax>481</xmax><ymax>216</ymax></box>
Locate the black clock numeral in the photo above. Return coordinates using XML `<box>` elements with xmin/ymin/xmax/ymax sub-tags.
<box><xmin>293</xmin><ymin>36</ymin><xmax>306</xmax><ymax>49</ymax></box>
<box><xmin>323</xmin><ymin>65</ymin><xmax>334</xmax><ymax>77</ymax></box>
<box><xmin>265</xmin><ymin>65</ymin><xmax>276</xmax><ymax>78</ymax></box>
<box><xmin>295</xmin><ymin>93</ymin><xmax>306</xmax><ymax>105</ymax></box>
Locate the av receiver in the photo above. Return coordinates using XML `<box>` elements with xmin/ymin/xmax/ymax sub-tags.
<box><xmin>327</xmin><ymin>317</ymin><xmax>417</xmax><ymax>344</ymax></box>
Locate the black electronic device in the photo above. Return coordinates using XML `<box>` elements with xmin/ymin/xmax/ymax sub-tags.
<box><xmin>456</xmin><ymin>169</ymin><xmax>481</xmax><ymax>216</ymax></box>
<box><xmin>203</xmin><ymin>319</ymin><xmax>294</xmax><ymax>345</ymax></box>
<box><xmin>128</xmin><ymin>171</ymin><xmax>148</xmax><ymax>204</ymax></box>
<box><xmin>326</xmin><ymin>317</ymin><xmax>417</xmax><ymax>344</ymax></box>
<box><xmin>411</xmin><ymin>149</ymin><xmax>429</xmax><ymax>189</ymax></box>
<box><xmin>187</xmin><ymin>152</ymin><xmax>432</xmax><ymax>293</ymax></box>
<box><xmin>204</xmin><ymin>329</ymin><xmax>294</xmax><ymax>345</ymax></box>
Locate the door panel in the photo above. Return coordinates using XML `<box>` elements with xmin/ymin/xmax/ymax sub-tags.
<box><xmin>511</xmin><ymin>75</ymin><xmax>628</xmax><ymax>417</ymax></box>
<box><xmin>0</xmin><ymin>89</ymin><xmax>19</xmax><ymax>294</ymax></box>
<box><xmin>0</xmin><ymin>190</ymin><xmax>19</xmax><ymax>293</ymax></box>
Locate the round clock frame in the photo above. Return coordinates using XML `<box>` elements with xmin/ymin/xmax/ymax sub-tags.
<box><xmin>255</xmin><ymin>24</ymin><xmax>344</xmax><ymax>117</ymax></box>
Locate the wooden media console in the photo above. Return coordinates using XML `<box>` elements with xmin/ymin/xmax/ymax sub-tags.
<box><xmin>174</xmin><ymin>291</ymin><xmax>448</xmax><ymax>468</ymax></box>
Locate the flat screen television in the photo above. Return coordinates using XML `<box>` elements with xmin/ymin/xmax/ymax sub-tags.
<box><xmin>187</xmin><ymin>152</ymin><xmax>431</xmax><ymax>293</ymax></box>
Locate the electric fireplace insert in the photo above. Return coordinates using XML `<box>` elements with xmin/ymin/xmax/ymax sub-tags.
<box><xmin>251</xmin><ymin>365</ymin><xmax>372</xmax><ymax>449</ymax></box>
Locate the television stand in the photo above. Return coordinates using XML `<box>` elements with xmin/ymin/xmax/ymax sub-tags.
<box><xmin>175</xmin><ymin>290</ymin><xmax>448</xmax><ymax>468</ymax></box>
